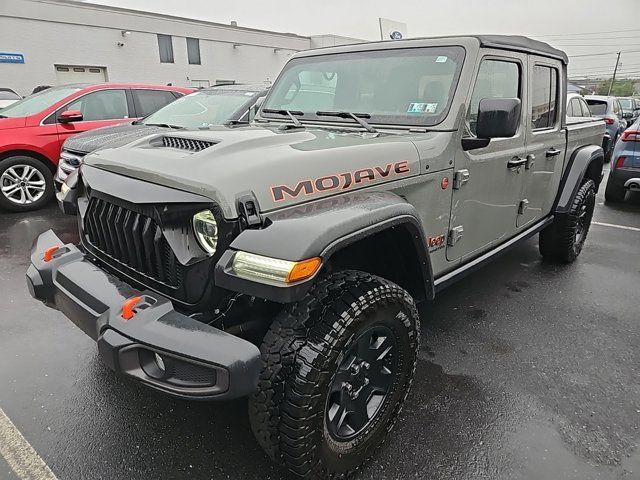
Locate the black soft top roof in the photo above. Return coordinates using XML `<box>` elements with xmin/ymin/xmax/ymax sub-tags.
<box><xmin>474</xmin><ymin>35</ymin><xmax>568</xmax><ymax>64</ymax></box>
<box><xmin>298</xmin><ymin>34</ymin><xmax>568</xmax><ymax>65</ymax></box>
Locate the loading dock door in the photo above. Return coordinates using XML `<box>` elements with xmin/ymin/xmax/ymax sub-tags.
<box><xmin>55</xmin><ymin>65</ymin><xmax>107</xmax><ymax>84</ymax></box>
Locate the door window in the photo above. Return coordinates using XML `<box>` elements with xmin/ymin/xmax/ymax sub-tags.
<box><xmin>567</xmin><ymin>99</ymin><xmax>577</xmax><ymax>117</ymax></box>
<box><xmin>579</xmin><ymin>98</ymin><xmax>592</xmax><ymax>117</ymax></box>
<box><xmin>467</xmin><ymin>59</ymin><xmax>520</xmax><ymax>136</ymax></box>
<box><xmin>61</xmin><ymin>89</ymin><xmax>128</xmax><ymax>121</ymax></box>
<box><xmin>133</xmin><ymin>89</ymin><xmax>179</xmax><ymax>117</ymax></box>
<box><xmin>531</xmin><ymin>65</ymin><xmax>559</xmax><ymax>130</ymax></box>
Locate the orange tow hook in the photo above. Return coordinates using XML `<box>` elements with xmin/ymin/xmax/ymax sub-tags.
<box><xmin>121</xmin><ymin>296</ymin><xmax>142</xmax><ymax>320</ymax></box>
<box><xmin>43</xmin><ymin>246</ymin><xmax>60</xmax><ymax>262</ymax></box>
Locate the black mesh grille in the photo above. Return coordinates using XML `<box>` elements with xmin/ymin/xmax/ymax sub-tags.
<box><xmin>161</xmin><ymin>136</ymin><xmax>214</xmax><ymax>152</ymax></box>
<box><xmin>170</xmin><ymin>361</ymin><xmax>217</xmax><ymax>386</ymax></box>
<box><xmin>84</xmin><ymin>197</ymin><xmax>183</xmax><ymax>288</ymax></box>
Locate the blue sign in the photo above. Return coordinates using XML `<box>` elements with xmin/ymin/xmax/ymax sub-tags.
<box><xmin>390</xmin><ymin>31</ymin><xmax>403</xmax><ymax>40</ymax></box>
<box><xmin>0</xmin><ymin>53</ymin><xmax>25</xmax><ymax>64</ymax></box>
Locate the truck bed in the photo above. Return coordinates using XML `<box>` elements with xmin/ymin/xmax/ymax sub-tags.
<box><xmin>565</xmin><ymin>117</ymin><xmax>606</xmax><ymax>165</ymax></box>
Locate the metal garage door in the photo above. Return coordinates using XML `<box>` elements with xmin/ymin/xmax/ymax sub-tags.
<box><xmin>55</xmin><ymin>65</ymin><xmax>107</xmax><ymax>84</ymax></box>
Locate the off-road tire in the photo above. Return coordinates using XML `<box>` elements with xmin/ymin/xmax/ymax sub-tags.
<box><xmin>248</xmin><ymin>270</ymin><xmax>420</xmax><ymax>479</ymax></box>
<box><xmin>0</xmin><ymin>156</ymin><xmax>54</xmax><ymax>212</ymax></box>
<box><xmin>539</xmin><ymin>179</ymin><xmax>596</xmax><ymax>263</ymax></box>
<box><xmin>604</xmin><ymin>177</ymin><xmax>626</xmax><ymax>203</ymax></box>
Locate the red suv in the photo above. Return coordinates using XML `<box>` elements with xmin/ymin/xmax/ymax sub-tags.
<box><xmin>0</xmin><ymin>83</ymin><xmax>192</xmax><ymax>211</ymax></box>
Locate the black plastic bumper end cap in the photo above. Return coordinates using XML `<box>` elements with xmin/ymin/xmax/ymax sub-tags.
<box><xmin>26</xmin><ymin>264</ymin><xmax>44</xmax><ymax>301</ymax></box>
<box><xmin>98</xmin><ymin>329</ymin><xmax>133</xmax><ymax>371</ymax></box>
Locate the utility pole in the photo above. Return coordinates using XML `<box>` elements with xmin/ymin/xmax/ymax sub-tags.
<box><xmin>608</xmin><ymin>52</ymin><xmax>621</xmax><ymax>96</ymax></box>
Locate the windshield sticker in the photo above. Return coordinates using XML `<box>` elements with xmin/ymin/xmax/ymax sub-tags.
<box><xmin>407</xmin><ymin>102</ymin><xmax>438</xmax><ymax>114</ymax></box>
<box><xmin>435</xmin><ymin>56</ymin><xmax>448</xmax><ymax>63</ymax></box>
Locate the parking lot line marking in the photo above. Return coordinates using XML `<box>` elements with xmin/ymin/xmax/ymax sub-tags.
<box><xmin>0</xmin><ymin>408</ymin><xmax>58</xmax><ymax>480</ymax></box>
<box><xmin>592</xmin><ymin>221</ymin><xmax>640</xmax><ymax>233</ymax></box>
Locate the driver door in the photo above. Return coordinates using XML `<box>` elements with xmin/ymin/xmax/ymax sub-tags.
<box><xmin>447</xmin><ymin>52</ymin><xmax>528</xmax><ymax>263</ymax></box>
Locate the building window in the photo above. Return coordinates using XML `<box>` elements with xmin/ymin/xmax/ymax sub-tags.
<box><xmin>157</xmin><ymin>34</ymin><xmax>174</xmax><ymax>63</ymax></box>
<box><xmin>187</xmin><ymin>37</ymin><xmax>201</xmax><ymax>65</ymax></box>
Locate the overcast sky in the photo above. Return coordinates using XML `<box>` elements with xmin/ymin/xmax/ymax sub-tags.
<box><xmin>90</xmin><ymin>0</ymin><xmax>640</xmax><ymax>79</ymax></box>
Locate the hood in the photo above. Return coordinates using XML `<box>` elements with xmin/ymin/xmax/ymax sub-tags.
<box><xmin>0</xmin><ymin>116</ymin><xmax>27</xmax><ymax>130</ymax></box>
<box><xmin>83</xmin><ymin>124</ymin><xmax>424</xmax><ymax>218</ymax></box>
<box><xmin>63</xmin><ymin>122</ymin><xmax>169</xmax><ymax>154</ymax></box>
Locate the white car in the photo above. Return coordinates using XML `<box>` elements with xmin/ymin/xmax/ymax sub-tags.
<box><xmin>0</xmin><ymin>88</ymin><xmax>21</xmax><ymax>109</ymax></box>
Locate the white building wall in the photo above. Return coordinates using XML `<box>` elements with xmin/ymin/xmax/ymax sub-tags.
<box><xmin>0</xmin><ymin>0</ymin><xmax>315</xmax><ymax>95</ymax></box>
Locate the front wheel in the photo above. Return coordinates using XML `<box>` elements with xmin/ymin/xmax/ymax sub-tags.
<box><xmin>249</xmin><ymin>271</ymin><xmax>420</xmax><ymax>479</ymax></box>
<box><xmin>0</xmin><ymin>156</ymin><xmax>54</xmax><ymax>212</ymax></box>
<box><xmin>539</xmin><ymin>179</ymin><xmax>596</xmax><ymax>263</ymax></box>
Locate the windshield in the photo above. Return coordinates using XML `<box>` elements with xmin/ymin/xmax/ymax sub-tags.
<box><xmin>0</xmin><ymin>86</ymin><xmax>80</xmax><ymax>117</ymax></box>
<box><xmin>0</xmin><ymin>90</ymin><xmax>20</xmax><ymax>101</ymax></box>
<box><xmin>618</xmin><ymin>99</ymin><xmax>633</xmax><ymax>110</ymax></box>
<box><xmin>262</xmin><ymin>46</ymin><xmax>465</xmax><ymax>127</ymax></box>
<box><xmin>586</xmin><ymin>100</ymin><xmax>607</xmax><ymax>116</ymax></box>
<box><xmin>142</xmin><ymin>89</ymin><xmax>258</xmax><ymax>128</ymax></box>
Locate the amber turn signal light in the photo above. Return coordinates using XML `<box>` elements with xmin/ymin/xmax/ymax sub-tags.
<box><xmin>286</xmin><ymin>257</ymin><xmax>322</xmax><ymax>283</ymax></box>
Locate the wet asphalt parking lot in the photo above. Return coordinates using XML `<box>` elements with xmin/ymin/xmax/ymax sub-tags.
<box><xmin>1</xmin><ymin>168</ymin><xmax>639</xmax><ymax>480</ymax></box>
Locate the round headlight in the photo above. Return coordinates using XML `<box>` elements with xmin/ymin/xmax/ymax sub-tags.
<box><xmin>193</xmin><ymin>210</ymin><xmax>218</xmax><ymax>255</ymax></box>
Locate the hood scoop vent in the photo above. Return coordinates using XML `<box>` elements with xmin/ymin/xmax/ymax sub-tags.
<box><xmin>161</xmin><ymin>136</ymin><xmax>215</xmax><ymax>152</ymax></box>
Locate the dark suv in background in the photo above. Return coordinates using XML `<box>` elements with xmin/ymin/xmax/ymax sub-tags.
<box><xmin>605</xmin><ymin>117</ymin><xmax>640</xmax><ymax>203</ymax></box>
<box><xmin>585</xmin><ymin>95</ymin><xmax>627</xmax><ymax>162</ymax></box>
<box><xmin>618</xmin><ymin>97</ymin><xmax>640</xmax><ymax>125</ymax></box>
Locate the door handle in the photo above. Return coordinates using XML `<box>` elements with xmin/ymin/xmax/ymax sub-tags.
<box><xmin>507</xmin><ymin>157</ymin><xmax>527</xmax><ymax>169</ymax></box>
<box><xmin>546</xmin><ymin>148</ymin><xmax>562</xmax><ymax>158</ymax></box>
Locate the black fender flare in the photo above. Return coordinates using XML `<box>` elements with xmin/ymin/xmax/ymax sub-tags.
<box><xmin>215</xmin><ymin>191</ymin><xmax>434</xmax><ymax>303</ymax></box>
<box><xmin>553</xmin><ymin>145</ymin><xmax>604</xmax><ymax>214</ymax></box>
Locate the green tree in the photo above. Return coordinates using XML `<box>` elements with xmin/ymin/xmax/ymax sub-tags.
<box><xmin>595</xmin><ymin>79</ymin><xmax>636</xmax><ymax>96</ymax></box>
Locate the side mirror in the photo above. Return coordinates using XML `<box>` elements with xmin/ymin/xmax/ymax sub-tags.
<box><xmin>463</xmin><ymin>98</ymin><xmax>521</xmax><ymax>151</ymax></box>
<box><xmin>59</xmin><ymin>109</ymin><xmax>83</xmax><ymax>123</ymax></box>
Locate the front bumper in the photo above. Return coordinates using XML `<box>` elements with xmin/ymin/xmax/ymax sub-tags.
<box><xmin>26</xmin><ymin>229</ymin><xmax>261</xmax><ymax>401</ymax></box>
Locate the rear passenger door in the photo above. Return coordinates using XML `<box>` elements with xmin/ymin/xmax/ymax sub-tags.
<box><xmin>447</xmin><ymin>52</ymin><xmax>527</xmax><ymax>262</ymax></box>
<box><xmin>519</xmin><ymin>58</ymin><xmax>565</xmax><ymax>228</ymax></box>
<box><xmin>132</xmin><ymin>89</ymin><xmax>181</xmax><ymax>118</ymax></box>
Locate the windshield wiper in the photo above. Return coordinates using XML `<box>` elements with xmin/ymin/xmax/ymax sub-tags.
<box><xmin>262</xmin><ymin>108</ymin><xmax>303</xmax><ymax>127</ymax></box>
<box><xmin>0</xmin><ymin>115</ymin><xmax>7</xmax><ymax>119</ymax></box>
<box><xmin>316</xmin><ymin>111</ymin><xmax>377</xmax><ymax>133</ymax></box>
<box><xmin>143</xmin><ymin>123</ymin><xmax>184</xmax><ymax>129</ymax></box>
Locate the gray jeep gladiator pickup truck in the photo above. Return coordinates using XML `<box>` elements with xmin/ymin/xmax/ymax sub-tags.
<box><xmin>28</xmin><ymin>35</ymin><xmax>605</xmax><ymax>479</ymax></box>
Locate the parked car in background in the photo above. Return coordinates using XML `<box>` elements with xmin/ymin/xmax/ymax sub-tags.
<box><xmin>55</xmin><ymin>83</ymin><xmax>269</xmax><ymax>189</ymax></box>
<box><xmin>566</xmin><ymin>93</ymin><xmax>593</xmax><ymax>119</ymax></box>
<box><xmin>617</xmin><ymin>97</ymin><xmax>640</xmax><ymax>125</ymax></box>
<box><xmin>0</xmin><ymin>88</ymin><xmax>21</xmax><ymax>109</ymax></box>
<box><xmin>0</xmin><ymin>83</ymin><xmax>192</xmax><ymax>211</ymax></box>
<box><xmin>585</xmin><ymin>95</ymin><xmax>627</xmax><ymax>162</ymax></box>
<box><xmin>605</xmin><ymin>117</ymin><xmax>640</xmax><ymax>203</ymax></box>
<box><xmin>567</xmin><ymin>93</ymin><xmax>610</xmax><ymax>157</ymax></box>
